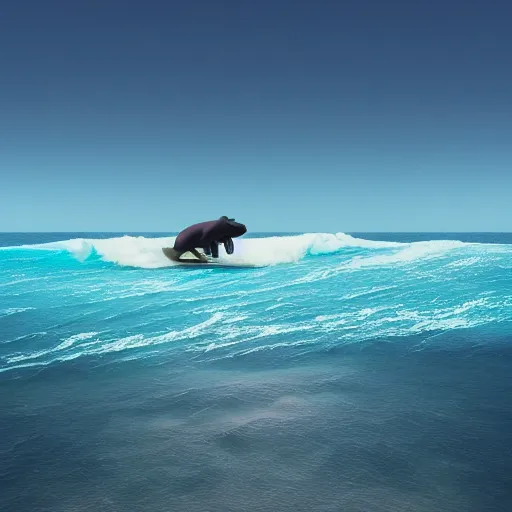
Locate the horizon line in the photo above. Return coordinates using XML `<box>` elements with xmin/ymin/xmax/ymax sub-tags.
<box><xmin>1</xmin><ymin>231</ymin><xmax>512</xmax><ymax>234</ymax></box>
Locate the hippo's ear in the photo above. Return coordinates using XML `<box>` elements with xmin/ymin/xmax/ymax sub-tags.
<box><xmin>220</xmin><ymin>216</ymin><xmax>235</xmax><ymax>221</ymax></box>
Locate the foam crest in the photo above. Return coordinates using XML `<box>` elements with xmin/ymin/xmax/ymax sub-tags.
<box><xmin>3</xmin><ymin>232</ymin><xmax>493</xmax><ymax>269</ymax></box>
<box><xmin>34</xmin><ymin>235</ymin><xmax>178</xmax><ymax>268</ymax></box>
<box><xmin>232</xmin><ymin>232</ymin><xmax>406</xmax><ymax>265</ymax></box>
<box><xmin>344</xmin><ymin>239</ymin><xmax>468</xmax><ymax>269</ymax></box>
<box><xmin>15</xmin><ymin>232</ymin><xmax>391</xmax><ymax>268</ymax></box>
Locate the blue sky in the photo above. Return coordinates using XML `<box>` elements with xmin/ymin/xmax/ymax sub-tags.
<box><xmin>1</xmin><ymin>0</ymin><xmax>511</xmax><ymax>232</ymax></box>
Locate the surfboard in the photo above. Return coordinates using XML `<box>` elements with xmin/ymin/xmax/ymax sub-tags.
<box><xmin>162</xmin><ymin>247</ymin><xmax>261</xmax><ymax>268</ymax></box>
<box><xmin>172</xmin><ymin>261</ymin><xmax>261</xmax><ymax>269</ymax></box>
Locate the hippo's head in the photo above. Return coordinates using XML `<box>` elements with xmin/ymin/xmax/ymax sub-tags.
<box><xmin>219</xmin><ymin>216</ymin><xmax>247</xmax><ymax>238</ymax></box>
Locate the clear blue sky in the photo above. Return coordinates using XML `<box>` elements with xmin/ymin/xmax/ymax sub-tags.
<box><xmin>1</xmin><ymin>0</ymin><xmax>511</xmax><ymax>232</ymax></box>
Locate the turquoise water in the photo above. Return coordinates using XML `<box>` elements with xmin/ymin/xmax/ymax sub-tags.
<box><xmin>1</xmin><ymin>232</ymin><xmax>512</xmax><ymax>511</ymax></box>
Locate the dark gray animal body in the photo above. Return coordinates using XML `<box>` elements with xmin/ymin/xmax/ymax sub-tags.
<box><xmin>163</xmin><ymin>217</ymin><xmax>247</xmax><ymax>263</ymax></box>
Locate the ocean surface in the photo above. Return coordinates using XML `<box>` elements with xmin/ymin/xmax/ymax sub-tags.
<box><xmin>1</xmin><ymin>231</ymin><xmax>512</xmax><ymax>512</ymax></box>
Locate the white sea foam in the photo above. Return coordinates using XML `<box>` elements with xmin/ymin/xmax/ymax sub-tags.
<box><xmin>0</xmin><ymin>307</ymin><xmax>36</xmax><ymax>317</ymax></box>
<box><xmin>1</xmin><ymin>232</ymin><xmax>503</xmax><ymax>270</ymax></box>
<box><xmin>1</xmin><ymin>233</ymin><xmax>422</xmax><ymax>268</ymax></box>
<box><xmin>55</xmin><ymin>332</ymin><xmax>100</xmax><ymax>351</ymax></box>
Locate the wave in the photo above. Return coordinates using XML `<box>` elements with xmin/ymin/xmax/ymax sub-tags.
<box><xmin>4</xmin><ymin>295</ymin><xmax>512</xmax><ymax>373</ymax></box>
<box><xmin>0</xmin><ymin>232</ymin><xmax>503</xmax><ymax>269</ymax></box>
<box><xmin>1</xmin><ymin>232</ymin><xmax>512</xmax><ymax>374</ymax></box>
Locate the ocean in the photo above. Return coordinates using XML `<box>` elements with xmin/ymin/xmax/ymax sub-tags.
<box><xmin>1</xmin><ymin>232</ymin><xmax>512</xmax><ymax>512</ymax></box>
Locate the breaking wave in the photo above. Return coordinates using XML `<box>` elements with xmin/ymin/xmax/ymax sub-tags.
<box><xmin>0</xmin><ymin>232</ymin><xmax>499</xmax><ymax>268</ymax></box>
